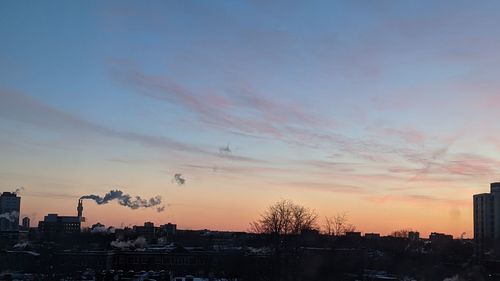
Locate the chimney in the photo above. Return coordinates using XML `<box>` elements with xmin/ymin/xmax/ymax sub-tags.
<box><xmin>77</xmin><ymin>199</ymin><xmax>83</xmax><ymax>218</ymax></box>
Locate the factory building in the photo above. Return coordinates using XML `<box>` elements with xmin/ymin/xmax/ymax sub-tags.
<box><xmin>38</xmin><ymin>199</ymin><xmax>84</xmax><ymax>238</ymax></box>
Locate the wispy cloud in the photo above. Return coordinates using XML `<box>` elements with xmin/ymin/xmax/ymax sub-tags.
<box><xmin>0</xmin><ymin>89</ymin><xmax>203</xmax><ymax>153</ymax></box>
<box><xmin>112</xmin><ymin>66</ymin><xmax>336</xmax><ymax>143</ymax></box>
<box><xmin>365</xmin><ymin>193</ymin><xmax>469</xmax><ymax>208</ymax></box>
<box><xmin>382</xmin><ymin>128</ymin><xmax>426</xmax><ymax>145</ymax></box>
<box><xmin>112</xmin><ymin>64</ymin><xmax>476</xmax><ymax>180</ymax></box>
<box><xmin>389</xmin><ymin>151</ymin><xmax>500</xmax><ymax>181</ymax></box>
<box><xmin>281</xmin><ymin>181</ymin><xmax>363</xmax><ymax>194</ymax></box>
<box><xmin>0</xmin><ymin>89</ymin><xmax>264</xmax><ymax>164</ymax></box>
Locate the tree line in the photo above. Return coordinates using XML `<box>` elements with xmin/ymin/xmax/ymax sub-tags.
<box><xmin>250</xmin><ymin>199</ymin><xmax>356</xmax><ymax>236</ymax></box>
<box><xmin>251</xmin><ymin>199</ymin><xmax>417</xmax><ymax>238</ymax></box>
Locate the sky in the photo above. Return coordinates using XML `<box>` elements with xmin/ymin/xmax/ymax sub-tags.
<box><xmin>1</xmin><ymin>1</ymin><xmax>500</xmax><ymax>237</ymax></box>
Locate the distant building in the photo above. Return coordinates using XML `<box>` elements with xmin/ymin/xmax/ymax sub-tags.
<box><xmin>0</xmin><ymin>192</ymin><xmax>21</xmax><ymax>232</ymax></box>
<box><xmin>364</xmin><ymin>233</ymin><xmax>380</xmax><ymax>239</ymax></box>
<box><xmin>0</xmin><ymin>192</ymin><xmax>21</xmax><ymax>241</ymax></box>
<box><xmin>345</xmin><ymin>231</ymin><xmax>361</xmax><ymax>238</ymax></box>
<box><xmin>408</xmin><ymin>231</ymin><xmax>420</xmax><ymax>241</ymax></box>
<box><xmin>474</xmin><ymin>182</ymin><xmax>500</xmax><ymax>257</ymax></box>
<box><xmin>474</xmin><ymin>183</ymin><xmax>500</xmax><ymax>241</ymax></box>
<box><xmin>38</xmin><ymin>200</ymin><xmax>83</xmax><ymax>238</ymax></box>
<box><xmin>22</xmin><ymin>217</ymin><xmax>30</xmax><ymax>229</ymax></box>
<box><xmin>160</xmin><ymin>223</ymin><xmax>177</xmax><ymax>236</ymax></box>
<box><xmin>429</xmin><ymin>232</ymin><xmax>453</xmax><ymax>243</ymax></box>
<box><xmin>134</xmin><ymin>222</ymin><xmax>156</xmax><ymax>240</ymax></box>
<box><xmin>345</xmin><ymin>231</ymin><xmax>362</xmax><ymax>245</ymax></box>
<box><xmin>38</xmin><ymin>214</ymin><xmax>81</xmax><ymax>237</ymax></box>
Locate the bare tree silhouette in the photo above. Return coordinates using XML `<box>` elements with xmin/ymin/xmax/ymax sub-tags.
<box><xmin>390</xmin><ymin>228</ymin><xmax>415</xmax><ymax>238</ymax></box>
<box><xmin>251</xmin><ymin>199</ymin><xmax>318</xmax><ymax>235</ymax></box>
<box><xmin>323</xmin><ymin>212</ymin><xmax>356</xmax><ymax>236</ymax></box>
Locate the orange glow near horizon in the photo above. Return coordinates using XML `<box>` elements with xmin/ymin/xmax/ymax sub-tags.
<box><xmin>17</xmin><ymin>179</ymin><xmax>475</xmax><ymax>239</ymax></box>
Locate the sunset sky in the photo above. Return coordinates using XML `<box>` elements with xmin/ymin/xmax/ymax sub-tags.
<box><xmin>2</xmin><ymin>1</ymin><xmax>500</xmax><ymax>237</ymax></box>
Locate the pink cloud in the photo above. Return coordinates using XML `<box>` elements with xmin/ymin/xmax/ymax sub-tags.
<box><xmin>115</xmin><ymin>66</ymin><xmax>341</xmax><ymax>144</ymax></box>
<box><xmin>383</xmin><ymin>128</ymin><xmax>426</xmax><ymax>144</ymax></box>
<box><xmin>365</xmin><ymin>194</ymin><xmax>469</xmax><ymax>207</ymax></box>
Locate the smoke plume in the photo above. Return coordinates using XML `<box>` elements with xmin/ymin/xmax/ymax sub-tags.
<box><xmin>14</xmin><ymin>187</ymin><xmax>24</xmax><ymax>195</ymax></box>
<box><xmin>172</xmin><ymin>173</ymin><xmax>186</xmax><ymax>185</ymax></box>
<box><xmin>80</xmin><ymin>190</ymin><xmax>165</xmax><ymax>212</ymax></box>
<box><xmin>0</xmin><ymin>211</ymin><xmax>19</xmax><ymax>222</ymax></box>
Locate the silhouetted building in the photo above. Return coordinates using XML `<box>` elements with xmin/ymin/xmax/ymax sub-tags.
<box><xmin>37</xmin><ymin>199</ymin><xmax>84</xmax><ymax>238</ymax></box>
<box><xmin>345</xmin><ymin>231</ymin><xmax>362</xmax><ymax>238</ymax></box>
<box><xmin>21</xmin><ymin>217</ymin><xmax>30</xmax><ymax>230</ymax></box>
<box><xmin>134</xmin><ymin>222</ymin><xmax>156</xmax><ymax>240</ymax></box>
<box><xmin>160</xmin><ymin>223</ymin><xmax>177</xmax><ymax>236</ymax></box>
<box><xmin>53</xmin><ymin>250</ymin><xmax>114</xmax><ymax>273</ymax></box>
<box><xmin>408</xmin><ymin>231</ymin><xmax>420</xmax><ymax>241</ymax></box>
<box><xmin>473</xmin><ymin>182</ymin><xmax>500</xmax><ymax>256</ymax></box>
<box><xmin>0</xmin><ymin>192</ymin><xmax>21</xmax><ymax>241</ymax></box>
<box><xmin>429</xmin><ymin>232</ymin><xmax>453</xmax><ymax>244</ymax></box>
<box><xmin>364</xmin><ymin>233</ymin><xmax>380</xmax><ymax>239</ymax></box>
<box><xmin>38</xmin><ymin>214</ymin><xmax>81</xmax><ymax>238</ymax></box>
<box><xmin>0</xmin><ymin>192</ymin><xmax>20</xmax><ymax>231</ymax></box>
<box><xmin>474</xmin><ymin>183</ymin><xmax>500</xmax><ymax>239</ymax></box>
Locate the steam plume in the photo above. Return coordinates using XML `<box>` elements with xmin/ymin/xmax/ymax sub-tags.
<box><xmin>110</xmin><ymin>237</ymin><xmax>147</xmax><ymax>250</ymax></box>
<box><xmin>14</xmin><ymin>187</ymin><xmax>24</xmax><ymax>195</ymax></box>
<box><xmin>13</xmin><ymin>241</ymin><xmax>30</xmax><ymax>249</ymax></box>
<box><xmin>91</xmin><ymin>225</ymin><xmax>116</xmax><ymax>234</ymax></box>
<box><xmin>172</xmin><ymin>173</ymin><xmax>186</xmax><ymax>185</ymax></box>
<box><xmin>0</xmin><ymin>211</ymin><xmax>19</xmax><ymax>222</ymax></box>
<box><xmin>80</xmin><ymin>190</ymin><xmax>165</xmax><ymax>212</ymax></box>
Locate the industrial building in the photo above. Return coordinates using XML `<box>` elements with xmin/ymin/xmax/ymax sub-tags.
<box><xmin>38</xmin><ymin>199</ymin><xmax>84</xmax><ymax>238</ymax></box>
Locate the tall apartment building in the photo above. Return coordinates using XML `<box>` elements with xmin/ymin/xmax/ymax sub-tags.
<box><xmin>0</xmin><ymin>192</ymin><xmax>21</xmax><ymax>231</ymax></box>
<box><xmin>473</xmin><ymin>182</ymin><xmax>500</xmax><ymax>257</ymax></box>
<box><xmin>0</xmin><ymin>191</ymin><xmax>21</xmax><ymax>241</ymax></box>
<box><xmin>473</xmin><ymin>183</ymin><xmax>500</xmax><ymax>240</ymax></box>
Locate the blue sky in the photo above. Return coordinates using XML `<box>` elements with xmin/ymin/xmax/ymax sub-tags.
<box><xmin>2</xmin><ymin>1</ymin><xmax>500</xmax><ymax>236</ymax></box>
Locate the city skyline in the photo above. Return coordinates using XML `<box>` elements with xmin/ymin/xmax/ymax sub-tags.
<box><xmin>4</xmin><ymin>1</ymin><xmax>500</xmax><ymax>238</ymax></box>
<box><xmin>0</xmin><ymin>186</ymin><xmax>486</xmax><ymax>237</ymax></box>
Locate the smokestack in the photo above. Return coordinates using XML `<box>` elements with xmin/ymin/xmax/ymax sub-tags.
<box><xmin>77</xmin><ymin>199</ymin><xmax>83</xmax><ymax>219</ymax></box>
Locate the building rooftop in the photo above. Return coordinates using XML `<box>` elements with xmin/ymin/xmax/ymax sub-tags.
<box><xmin>43</xmin><ymin>214</ymin><xmax>80</xmax><ymax>223</ymax></box>
<box><xmin>491</xmin><ymin>182</ymin><xmax>500</xmax><ymax>193</ymax></box>
<box><xmin>1</xmin><ymin>192</ymin><xmax>18</xmax><ymax>197</ymax></box>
